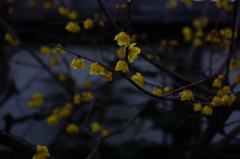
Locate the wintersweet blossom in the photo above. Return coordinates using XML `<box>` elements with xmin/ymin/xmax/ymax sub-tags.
<box><xmin>193</xmin><ymin>103</ymin><xmax>202</xmax><ymax>112</ymax></box>
<box><xmin>179</xmin><ymin>89</ymin><xmax>194</xmax><ymax>101</ymax></box>
<box><xmin>58</xmin><ymin>6</ymin><xmax>69</xmax><ymax>15</ymax></box>
<box><xmin>65</xmin><ymin>22</ymin><xmax>81</xmax><ymax>33</ymax></box>
<box><xmin>28</xmin><ymin>93</ymin><xmax>44</xmax><ymax>108</ymax></box>
<box><xmin>40</xmin><ymin>46</ymin><xmax>51</xmax><ymax>55</ymax></box>
<box><xmin>202</xmin><ymin>106</ymin><xmax>213</xmax><ymax>115</ymax></box>
<box><xmin>5</xmin><ymin>33</ymin><xmax>20</xmax><ymax>46</ymax></box>
<box><xmin>52</xmin><ymin>44</ymin><xmax>64</xmax><ymax>55</ymax></box>
<box><xmin>71</xmin><ymin>58</ymin><xmax>86</xmax><ymax>69</ymax></box>
<box><xmin>46</xmin><ymin>115</ymin><xmax>58</xmax><ymax>126</ymax></box>
<box><xmin>66</xmin><ymin>124</ymin><xmax>79</xmax><ymax>134</ymax></box>
<box><xmin>163</xmin><ymin>87</ymin><xmax>171</xmax><ymax>93</ymax></box>
<box><xmin>104</xmin><ymin>71</ymin><xmax>113</xmax><ymax>81</ymax></box>
<box><xmin>115</xmin><ymin>60</ymin><xmax>129</xmax><ymax>73</ymax></box>
<box><xmin>32</xmin><ymin>145</ymin><xmax>50</xmax><ymax>159</ymax></box>
<box><xmin>153</xmin><ymin>87</ymin><xmax>163</xmax><ymax>96</ymax></box>
<box><xmin>131</xmin><ymin>72</ymin><xmax>144</xmax><ymax>88</ymax></box>
<box><xmin>83</xmin><ymin>19</ymin><xmax>94</xmax><ymax>29</ymax></box>
<box><xmin>114</xmin><ymin>32</ymin><xmax>131</xmax><ymax>47</ymax></box>
<box><xmin>101</xmin><ymin>129</ymin><xmax>109</xmax><ymax>137</ymax></box>
<box><xmin>90</xmin><ymin>122</ymin><xmax>102</xmax><ymax>133</ymax></box>
<box><xmin>89</xmin><ymin>63</ymin><xmax>105</xmax><ymax>75</ymax></box>
<box><xmin>82</xmin><ymin>92</ymin><xmax>93</xmax><ymax>102</ymax></box>
<box><xmin>128</xmin><ymin>43</ymin><xmax>141</xmax><ymax>63</ymax></box>
<box><xmin>67</xmin><ymin>10</ymin><xmax>78</xmax><ymax>20</ymax></box>
<box><xmin>73</xmin><ymin>94</ymin><xmax>81</xmax><ymax>104</ymax></box>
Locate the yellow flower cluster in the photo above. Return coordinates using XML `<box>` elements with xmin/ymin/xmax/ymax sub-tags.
<box><xmin>73</xmin><ymin>92</ymin><xmax>94</xmax><ymax>105</ymax></box>
<box><xmin>217</xmin><ymin>86</ymin><xmax>231</xmax><ymax>96</ymax></box>
<box><xmin>5</xmin><ymin>33</ymin><xmax>20</xmax><ymax>46</ymax></box>
<box><xmin>179</xmin><ymin>89</ymin><xmax>194</xmax><ymax>101</ymax></box>
<box><xmin>229</xmin><ymin>59</ymin><xmax>240</xmax><ymax>71</ymax></box>
<box><xmin>182</xmin><ymin>26</ymin><xmax>192</xmax><ymax>42</ymax></box>
<box><xmin>131</xmin><ymin>72</ymin><xmax>144</xmax><ymax>88</ymax></box>
<box><xmin>65</xmin><ymin>22</ymin><xmax>81</xmax><ymax>33</ymax></box>
<box><xmin>83</xmin><ymin>19</ymin><xmax>94</xmax><ymax>29</ymax></box>
<box><xmin>66</xmin><ymin>124</ymin><xmax>79</xmax><ymax>134</ymax></box>
<box><xmin>88</xmin><ymin>62</ymin><xmax>113</xmax><ymax>81</ymax></box>
<box><xmin>115</xmin><ymin>60</ymin><xmax>129</xmax><ymax>73</ymax></box>
<box><xmin>27</xmin><ymin>93</ymin><xmax>44</xmax><ymax>108</ymax></box>
<box><xmin>128</xmin><ymin>43</ymin><xmax>141</xmax><ymax>63</ymax></box>
<box><xmin>212</xmin><ymin>74</ymin><xmax>224</xmax><ymax>88</ymax></box>
<box><xmin>89</xmin><ymin>63</ymin><xmax>105</xmax><ymax>75</ymax></box>
<box><xmin>46</xmin><ymin>103</ymin><xmax>73</xmax><ymax>126</ymax></box>
<box><xmin>71</xmin><ymin>57</ymin><xmax>86</xmax><ymax>69</ymax></box>
<box><xmin>193</xmin><ymin>103</ymin><xmax>212</xmax><ymax>115</ymax></box>
<box><xmin>32</xmin><ymin>145</ymin><xmax>50</xmax><ymax>159</ymax></box>
<box><xmin>58</xmin><ymin>6</ymin><xmax>78</xmax><ymax>20</ymax></box>
<box><xmin>215</xmin><ymin>0</ymin><xmax>233</xmax><ymax>11</ymax></box>
<box><xmin>90</xmin><ymin>122</ymin><xmax>109</xmax><ymax>137</ymax></box>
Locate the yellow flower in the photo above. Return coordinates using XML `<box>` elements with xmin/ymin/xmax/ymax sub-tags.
<box><xmin>58</xmin><ymin>74</ymin><xmax>68</xmax><ymax>82</ymax></box>
<box><xmin>163</xmin><ymin>87</ymin><xmax>171</xmax><ymax>93</ymax></box>
<box><xmin>33</xmin><ymin>145</ymin><xmax>50</xmax><ymax>159</ymax></box>
<box><xmin>5</xmin><ymin>33</ymin><xmax>20</xmax><ymax>46</ymax></box>
<box><xmin>115</xmin><ymin>60</ymin><xmax>129</xmax><ymax>73</ymax></box>
<box><xmin>217</xmin><ymin>86</ymin><xmax>231</xmax><ymax>96</ymax></box>
<box><xmin>180</xmin><ymin>0</ymin><xmax>192</xmax><ymax>5</ymax></box>
<box><xmin>233</xmin><ymin>74</ymin><xmax>240</xmax><ymax>84</ymax></box>
<box><xmin>73</xmin><ymin>94</ymin><xmax>81</xmax><ymax>104</ymax></box>
<box><xmin>193</xmin><ymin>103</ymin><xmax>202</xmax><ymax>112</ymax></box>
<box><xmin>46</xmin><ymin>115</ymin><xmax>58</xmax><ymax>126</ymax></box>
<box><xmin>43</xmin><ymin>2</ymin><xmax>53</xmax><ymax>9</ymax></box>
<box><xmin>90</xmin><ymin>122</ymin><xmax>102</xmax><ymax>133</ymax></box>
<box><xmin>59</xmin><ymin>108</ymin><xmax>71</xmax><ymax>117</ymax></box>
<box><xmin>101</xmin><ymin>129</ymin><xmax>109</xmax><ymax>137</ymax></box>
<box><xmin>50</xmin><ymin>58</ymin><xmax>58</xmax><ymax>66</ymax></box>
<box><xmin>211</xmin><ymin>96</ymin><xmax>221</xmax><ymax>107</ymax></box>
<box><xmin>193</xmin><ymin>38</ymin><xmax>203</xmax><ymax>46</ymax></box>
<box><xmin>40</xmin><ymin>46</ymin><xmax>51</xmax><ymax>55</ymax></box>
<box><xmin>131</xmin><ymin>72</ymin><xmax>144</xmax><ymax>88</ymax></box>
<box><xmin>66</xmin><ymin>124</ymin><xmax>79</xmax><ymax>134</ymax></box>
<box><xmin>220</xmin><ymin>94</ymin><xmax>236</xmax><ymax>106</ymax></box>
<box><xmin>52</xmin><ymin>44</ymin><xmax>64</xmax><ymax>55</ymax></box>
<box><xmin>114</xmin><ymin>32</ymin><xmax>131</xmax><ymax>47</ymax></box>
<box><xmin>65</xmin><ymin>22</ymin><xmax>81</xmax><ymax>33</ymax></box>
<box><xmin>89</xmin><ymin>63</ymin><xmax>105</xmax><ymax>75</ymax></box>
<box><xmin>165</xmin><ymin>0</ymin><xmax>178</xmax><ymax>9</ymax></box>
<box><xmin>202</xmin><ymin>106</ymin><xmax>213</xmax><ymax>115</ymax></box>
<box><xmin>71</xmin><ymin>58</ymin><xmax>86</xmax><ymax>69</ymax></box>
<box><xmin>179</xmin><ymin>89</ymin><xmax>194</xmax><ymax>101</ymax></box>
<box><xmin>67</xmin><ymin>10</ymin><xmax>78</xmax><ymax>20</ymax></box>
<box><xmin>28</xmin><ymin>93</ymin><xmax>44</xmax><ymax>108</ymax></box>
<box><xmin>182</xmin><ymin>26</ymin><xmax>192</xmax><ymax>42</ymax></box>
<box><xmin>212</xmin><ymin>78</ymin><xmax>221</xmax><ymax>88</ymax></box>
<box><xmin>83</xmin><ymin>19</ymin><xmax>94</xmax><ymax>29</ymax></box>
<box><xmin>83</xmin><ymin>80</ymin><xmax>92</xmax><ymax>88</ymax></box>
<box><xmin>128</xmin><ymin>43</ymin><xmax>141</xmax><ymax>63</ymax></box>
<box><xmin>99</xmin><ymin>21</ymin><xmax>105</xmax><ymax>27</ymax></box>
<box><xmin>104</xmin><ymin>71</ymin><xmax>113</xmax><ymax>81</ymax></box>
<box><xmin>116</xmin><ymin>47</ymin><xmax>126</xmax><ymax>59</ymax></box>
<box><xmin>58</xmin><ymin>6</ymin><xmax>69</xmax><ymax>15</ymax></box>
<box><xmin>82</xmin><ymin>92</ymin><xmax>93</xmax><ymax>102</ymax></box>
<box><xmin>229</xmin><ymin>59</ymin><xmax>240</xmax><ymax>71</ymax></box>
<box><xmin>153</xmin><ymin>87</ymin><xmax>163</xmax><ymax>96</ymax></box>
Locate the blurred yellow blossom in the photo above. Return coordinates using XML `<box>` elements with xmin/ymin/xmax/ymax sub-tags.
<box><xmin>116</xmin><ymin>47</ymin><xmax>126</xmax><ymax>59</ymax></box>
<box><xmin>115</xmin><ymin>60</ymin><xmax>129</xmax><ymax>73</ymax></box>
<box><xmin>67</xmin><ymin>10</ymin><xmax>78</xmax><ymax>20</ymax></box>
<box><xmin>73</xmin><ymin>94</ymin><xmax>81</xmax><ymax>104</ymax></box>
<box><xmin>101</xmin><ymin>129</ymin><xmax>109</xmax><ymax>137</ymax></box>
<box><xmin>114</xmin><ymin>32</ymin><xmax>131</xmax><ymax>47</ymax></box>
<box><xmin>28</xmin><ymin>93</ymin><xmax>44</xmax><ymax>108</ymax></box>
<box><xmin>164</xmin><ymin>87</ymin><xmax>171</xmax><ymax>93</ymax></box>
<box><xmin>65</xmin><ymin>22</ymin><xmax>81</xmax><ymax>33</ymax></box>
<box><xmin>5</xmin><ymin>33</ymin><xmax>20</xmax><ymax>46</ymax></box>
<box><xmin>50</xmin><ymin>58</ymin><xmax>58</xmax><ymax>66</ymax></box>
<box><xmin>104</xmin><ymin>71</ymin><xmax>113</xmax><ymax>81</ymax></box>
<box><xmin>82</xmin><ymin>92</ymin><xmax>93</xmax><ymax>102</ymax></box>
<box><xmin>180</xmin><ymin>0</ymin><xmax>192</xmax><ymax>5</ymax></box>
<box><xmin>202</xmin><ymin>106</ymin><xmax>213</xmax><ymax>115</ymax></box>
<box><xmin>217</xmin><ymin>86</ymin><xmax>231</xmax><ymax>96</ymax></box>
<box><xmin>71</xmin><ymin>58</ymin><xmax>86</xmax><ymax>69</ymax></box>
<box><xmin>83</xmin><ymin>80</ymin><xmax>92</xmax><ymax>88</ymax></box>
<box><xmin>58</xmin><ymin>74</ymin><xmax>68</xmax><ymax>82</ymax></box>
<box><xmin>66</xmin><ymin>124</ymin><xmax>79</xmax><ymax>134</ymax></box>
<box><xmin>32</xmin><ymin>145</ymin><xmax>50</xmax><ymax>159</ymax></box>
<box><xmin>193</xmin><ymin>103</ymin><xmax>202</xmax><ymax>112</ymax></box>
<box><xmin>90</xmin><ymin>122</ymin><xmax>102</xmax><ymax>133</ymax></box>
<box><xmin>84</xmin><ymin>19</ymin><xmax>94</xmax><ymax>29</ymax></box>
<box><xmin>153</xmin><ymin>87</ymin><xmax>163</xmax><ymax>96</ymax></box>
<box><xmin>89</xmin><ymin>63</ymin><xmax>105</xmax><ymax>75</ymax></box>
<box><xmin>165</xmin><ymin>0</ymin><xmax>178</xmax><ymax>9</ymax></box>
<box><xmin>40</xmin><ymin>46</ymin><xmax>51</xmax><ymax>55</ymax></box>
<box><xmin>182</xmin><ymin>26</ymin><xmax>192</xmax><ymax>42</ymax></box>
<box><xmin>46</xmin><ymin>115</ymin><xmax>58</xmax><ymax>126</ymax></box>
<box><xmin>58</xmin><ymin>6</ymin><xmax>69</xmax><ymax>15</ymax></box>
<box><xmin>128</xmin><ymin>43</ymin><xmax>141</xmax><ymax>63</ymax></box>
<box><xmin>179</xmin><ymin>89</ymin><xmax>194</xmax><ymax>101</ymax></box>
<box><xmin>52</xmin><ymin>44</ymin><xmax>64</xmax><ymax>55</ymax></box>
<box><xmin>132</xmin><ymin>72</ymin><xmax>144</xmax><ymax>88</ymax></box>
<box><xmin>233</xmin><ymin>74</ymin><xmax>240</xmax><ymax>84</ymax></box>
<box><xmin>99</xmin><ymin>21</ymin><xmax>105</xmax><ymax>27</ymax></box>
